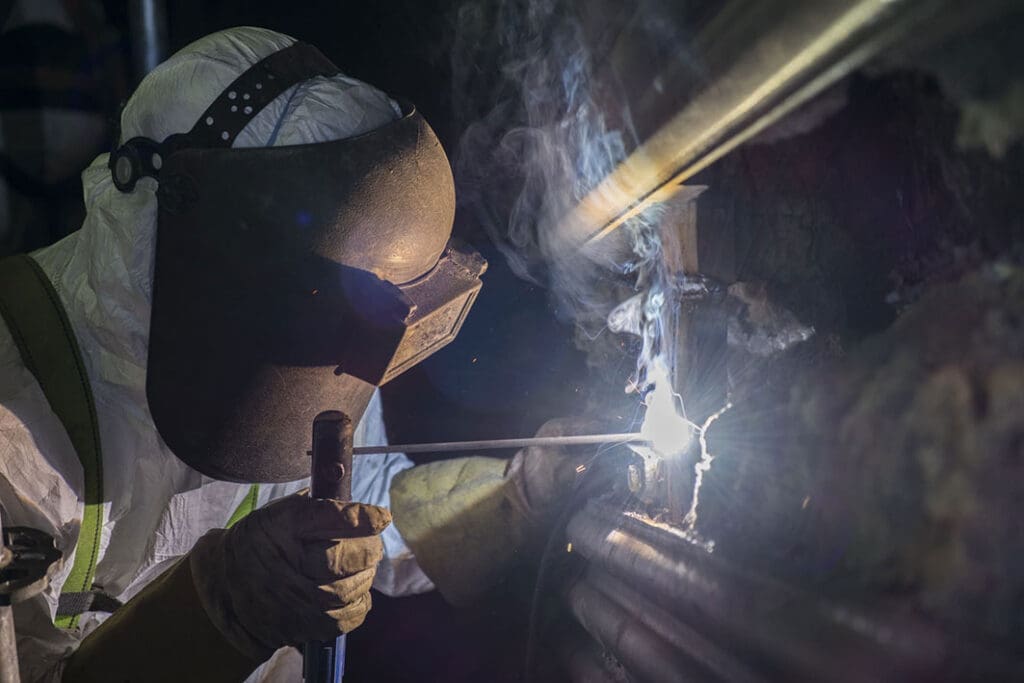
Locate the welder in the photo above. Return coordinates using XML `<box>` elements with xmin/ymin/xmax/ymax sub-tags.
<box><xmin>0</xmin><ymin>27</ymin><xmax>584</xmax><ymax>683</ymax></box>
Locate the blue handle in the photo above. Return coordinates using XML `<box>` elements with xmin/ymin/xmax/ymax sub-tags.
<box><xmin>334</xmin><ymin>634</ymin><xmax>347</xmax><ymax>681</ymax></box>
<box><xmin>303</xmin><ymin>634</ymin><xmax>346</xmax><ymax>682</ymax></box>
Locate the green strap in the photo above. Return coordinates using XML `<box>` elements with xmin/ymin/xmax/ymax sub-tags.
<box><xmin>0</xmin><ymin>255</ymin><xmax>104</xmax><ymax>629</ymax></box>
<box><xmin>226</xmin><ymin>485</ymin><xmax>260</xmax><ymax>528</ymax></box>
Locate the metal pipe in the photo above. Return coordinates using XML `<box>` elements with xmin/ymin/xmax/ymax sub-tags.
<box><xmin>582</xmin><ymin>566</ymin><xmax>765</xmax><ymax>683</ymax></box>
<box><xmin>560</xmin><ymin>630</ymin><xmax>624</xmax><ymax>683</ymax></box>
<box><xmin>558</xmin><ymin>0</ymin><xmax>960</xmax><ymax>249</ymax></box>
<box><xmin>566</xmin><ymin>577</ymin><xmax>707</xmax><ymax>683</ymax></box>
<box><xmin>128</xmin><ymin>0</ymin><xmax>168</xmax><ymax>83</ymax></box>
<box><xmin>566</xmin><ymin>502</ymin><xmax>942</xmax><ymax>682</ymax></box>
<box><xmin>566</xmin><ymin>501</ymin><xmax>1024</xmax><ymax>681</ymax></box>
<box><xmin>352</xmin><ymin>432</ymin><xmax>645</xmax><ymax>455</ymax></box>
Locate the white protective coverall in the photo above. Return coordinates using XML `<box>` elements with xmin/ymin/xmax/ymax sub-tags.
<box><xmin>0</xmin><ymin>26</ymin><xmax>433</xmax><ymax>683</ymax></box>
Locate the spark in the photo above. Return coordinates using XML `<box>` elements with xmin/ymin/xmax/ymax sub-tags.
<box><xmin>682</xmin><ymin>400</ymin><xmax>733</xmax><ymax>531</ymax></box>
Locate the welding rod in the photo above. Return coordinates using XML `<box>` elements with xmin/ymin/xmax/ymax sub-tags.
<box><xmin>352</xmin><ymin>432</ymin><xmax>647</xmax><ymax>455</ymax></box>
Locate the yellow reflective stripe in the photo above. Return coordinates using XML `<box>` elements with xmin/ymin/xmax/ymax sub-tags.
<box><xmin>226</xmin><ymin>485</ymin><xmax>260</xmax><ymax>528</ymax></box>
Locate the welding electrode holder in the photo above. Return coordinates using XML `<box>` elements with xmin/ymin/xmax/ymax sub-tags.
<box><xmin>303</xmin><ymin>411</ymin><xmax>354</xmax><ymax>683</ymax></box>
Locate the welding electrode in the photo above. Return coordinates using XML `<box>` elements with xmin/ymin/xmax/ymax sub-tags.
<box><xmin>353</xmin><ymin>432</ymin><xmax>647</xmax><ymax>455</ymax></box>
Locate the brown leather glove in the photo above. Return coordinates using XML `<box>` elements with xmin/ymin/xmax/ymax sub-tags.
<box><xmin>190</xmin><ymin>492</ymin><xmax>391</xmax><ymax>662</ymax></box>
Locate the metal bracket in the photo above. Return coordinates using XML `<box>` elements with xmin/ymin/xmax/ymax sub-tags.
<box><xmin>0</xmin><ymin>526</ymin><xmax>62</xmax><ymax>607</ymax></box>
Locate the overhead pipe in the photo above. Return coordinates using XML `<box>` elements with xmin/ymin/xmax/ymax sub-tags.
<box><xmin>560</xmin><ymin>0</ymin><xmax>971</xmax><ymax>250</ymax></box>
<box><xmin>128</xmin><ymin>0</ymin><xmax>168</xmax><ymax>84</ymax></box>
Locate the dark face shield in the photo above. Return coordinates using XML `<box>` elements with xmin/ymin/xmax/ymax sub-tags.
<box><xmin>114</xmin><ymin>43</ymin><xmax>486</xmax><ymax>482</ymax></box>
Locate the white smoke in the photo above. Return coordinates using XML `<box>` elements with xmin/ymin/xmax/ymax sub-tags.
<box><xmin>452</xmin><ymin>0</ymin><xmax>697</xmax><ymax>446</ymax></box>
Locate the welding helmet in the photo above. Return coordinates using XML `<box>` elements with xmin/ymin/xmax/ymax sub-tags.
<box><xmin>110</xmin><ymin>42</ymin><xmax>485</xmax><ymax>482</ymax></box>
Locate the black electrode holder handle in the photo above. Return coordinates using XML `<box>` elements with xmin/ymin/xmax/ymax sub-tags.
<box><xmin>303</xmin><ymin>411</ymin><xmax>353</xmax><ymax>683</ymax></box>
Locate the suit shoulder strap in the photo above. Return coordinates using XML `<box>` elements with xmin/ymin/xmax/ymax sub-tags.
<box><xmin>0</xmin><ymin>254</ymin><xmax>104</xmax><ymax>629</ymax></box>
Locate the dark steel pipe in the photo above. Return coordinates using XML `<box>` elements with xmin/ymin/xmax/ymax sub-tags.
<box><xmin>128</xmin><ymin>0</ymin><xmax>168</xmax><ymax>83</ymax></box>
<box><xmin>565</xmin><ymin>501</ymin><xmax>1024</xmax><ymax>682</ymax></box>
<box><xmin>583</xmin><ymin>566</ymin><xmax>764</xmax><ymax>683</ymax></box>
<box><xmin>565</xmin><ymin>504</ymin><xmax>928</xmax><ymax>681</ymax></box>
<box><xmin>567</xmin><ymin>576</ymin><xmax>708</xmax><ymax>683</ymax></box>
<box><xmin>560</xmin><ymin>627</ymin><xmax>630</xmax><ymax>683</ymax></box>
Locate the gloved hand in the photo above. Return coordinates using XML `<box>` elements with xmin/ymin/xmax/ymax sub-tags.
<box><xmin>390</xmin><ymin>417</ymin><xmax>594</xmax><ymax>605</ymax></box>
<box><xmin>64</xmin><ymin>493</ymin><xmax>391</xmax><ymax>683</ymax></box>
<box><xmin>504</xmin><ymin>417</ymin><xmax>597</xmax><ymax>523</ymax></box>
<box><xmin>190</xmin><ymin>492</ymin><xmax>392</xmax><ymax>662</ymax></box>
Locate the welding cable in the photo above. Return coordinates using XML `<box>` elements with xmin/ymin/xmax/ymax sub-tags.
<box><xmin>522</xmin><ymin>443</ymin><xmax>630</xmax><ymax>680</ymax></box>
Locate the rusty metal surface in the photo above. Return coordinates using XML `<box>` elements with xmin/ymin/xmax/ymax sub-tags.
<box><xmin>563</xmin><ymin>499</ymin><xmax>1024</xmax><ymax>682</ymax></box>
